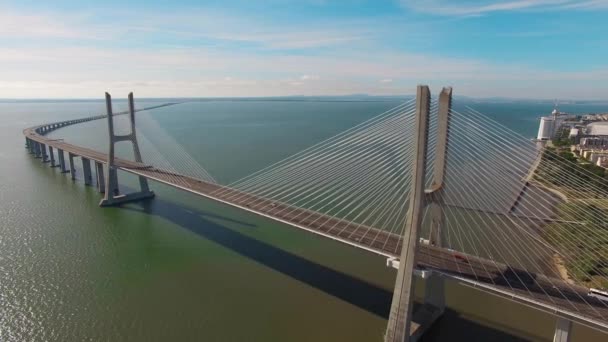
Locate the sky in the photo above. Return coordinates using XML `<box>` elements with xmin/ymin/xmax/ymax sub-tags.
<box><xmin>1</xmin><ymin>0</ymin><xmax>607</xmax><ymax>99</ymax></box>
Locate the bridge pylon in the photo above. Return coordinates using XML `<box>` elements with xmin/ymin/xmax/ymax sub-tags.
<box><xmin>385</xmin><ymin>85</ymin><xmax>452</xmax><ymax>342</ymax></box>
<box><xmin>99</xmin><ymin>92</ymin><xmax>154</xmax><ymax>207</ymax></box>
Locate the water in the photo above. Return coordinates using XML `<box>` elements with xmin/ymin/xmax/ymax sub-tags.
<box><xmin>1</xmin><ymin>97</ymin><xmax>607</xmax><ymax>341</ymax></box>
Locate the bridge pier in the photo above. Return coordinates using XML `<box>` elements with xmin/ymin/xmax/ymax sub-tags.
<box><xmin>82</xmin><ymin>157</ymin><xmax>93</xmax><ymax>186</ymax></box>
<box><xmin>385</xmin><ymin>85</ymin><xmax>431</xmax><ymax>342</ymax></box>
<box><xmin>95</xmin><ymin>162</ymin><xmax>105</xmax><ymax>193</ymax></box>
<box><xmin>99</xmin><ymin>92</ymin><xmax>154</xmax><ymax>207</ymax></box>
<box><xmin>34</xmin><ymin>142</ymin><xmax>42</xmax><ymax>158</ymax></box>
<box><xmin>48</xmin><ymin>146</ymin><xmax>57</xmax><ymax>167</ymax></box>
<box><xmin>385</xmin><ymin>86</ymin><xmax>454</xmax><ymax>342</ymax></box>
<box><xmin>422</xmin><ymin>87</ymin><xmax>453</xmax><ymax>323</ymax></box>
<box><xmin>28</xmin><ymin>140</ymin><xmax>36</xmax><ymax>154</ymax></box>
<box><xmin>553</xmin><ymin>317</ymin><xmax>572</xmax><ymax>342</ymax></box>
<box><xmin>68</xmin><ymin>153</ymin><xmax>76</xmax><ymax>180</ymax></box>
<box><xmin>424</xmin><ymin>273</ymin><xmax>445</xmax><ymax>314</ymax></box>
<box><xmin>41</xmin><ymin>143</ymin><xmax>50</xmax><ymax>163</ymax></box>
<box><xmin>57</xmin><ymin>149</ymin><xmax>69</xmax><ymax>173</ymax></box>
<box><xmin>25</xmin><ymin>137</ymin><xmax>29</xmax><ymax>149</ymax></box>
<box><xmin>108</xmin><ymin>167</ymin><xmax>119</xmax><ymax>195</ymax></box>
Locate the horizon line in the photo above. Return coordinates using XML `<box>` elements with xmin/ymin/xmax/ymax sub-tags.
<box><xmin>1</xmin><ymin>94</ymin><xmax>608</xmax><ymax>103</ymax></box>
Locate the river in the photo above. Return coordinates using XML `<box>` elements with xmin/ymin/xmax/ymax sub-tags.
<box><xmin>1</xmin><ymin>97</ymin><xmax>607</xmax><ymax>341</ymax></box>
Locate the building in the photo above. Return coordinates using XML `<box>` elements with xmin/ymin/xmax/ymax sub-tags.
<box><xmin>569</xmin><ymin>128</ymin><xmax>581</xmax><ymax>143</ymax></box>
<box><xmin>537</xmin><ymin>116</ymin><xmax>555</xmax><ymax>140</ymax></box>
<box><xmin>536</xmin><ymin>107</ymin><xmax>570</xmax><ymax>140</ymax></box>
<box><xmin>586</xmin><ymin>122</ymin><xmax>608</xmax><ymax>135</ymax></box>
<box><xmin>580</xmin><ymin>136</ymin><xmax>608</xmax><ymax>149</ymax></box>
<box><xmin>569</xmin><ymin>128</ymin><xmax>579</xmax><ymax>138</ymax></box>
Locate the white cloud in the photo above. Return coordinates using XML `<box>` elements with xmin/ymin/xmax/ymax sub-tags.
<box><xmin>300</xmin><ymin>75</ymin><xmax>320</xmax><ymax>80</ymax></box>
<box><xmin>0</xmin><ymin>6</ymin><xmax>371</xmax><ymax>50</ymax></box>
<box><xmin>0</xmin><ymin>5</ymin><xmax>606</xmax><ymax>99</ymax></box>
<box><xmin>0</xmin><ymin>45</ymin><xmax>607</xmax><ymax>99</ymax></box>
<box><xmin>400</xmin><ymin>0</ymin><xmax>607</xmax><ymax>16</ymax></box>
<box><xmin>212</xmin><ymin>31</ymin><xmax>365</xmax><ymax>49</ymax></box>
<box><xmin>0</xmin><ymin>9</ymin><xmax>125</xmax><ymax>40</ymax></box>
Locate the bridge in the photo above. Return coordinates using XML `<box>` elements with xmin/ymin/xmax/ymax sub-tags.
<box><xmin>23</xmin><ymin>87</ymin><xmax>608</xmax><ymax>341</ymax></box>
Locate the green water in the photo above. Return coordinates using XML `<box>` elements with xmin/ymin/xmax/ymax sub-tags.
<box><xmin>1</xmin><ymin>98</ymin><xmax>607</xmax><ymax>341</ymax></box>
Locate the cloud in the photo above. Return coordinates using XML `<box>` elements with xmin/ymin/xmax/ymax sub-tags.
<box><xmin>300</xmin><ymin>75</ymin><xmax>320</xmax><ymax>80</ymax></box>
<box><xmin>0</xmin><ymin>10</ymin><xmax>95</xmax><ymax>39</ymax></box>
<box><xmin>0</xmin><ymin>7</ymin><xmax>133</xmax><ymax>42</ymax></box>
<box><xmin>0</xmin><ymin>5</ymin><xmax>606</xmax><ymax>99</ymax></box>
<box><xmin>211</xmin><ymin>31</ymin><xmax>365</xmax><ymax>49</ymax></box>
<box><xmin>0</xmin><ymin>6</ymin><xmax>370</xmax><ymax>50</ymax></box>
<box><xmin>0</xmin><ymin>45</ymin><xmax>607</xmax><ymax>99</ymax></box>
<box><xmin>400</xmin><ymin>0</ymin><xmax>607</xmax><ymax>16</ymax></box>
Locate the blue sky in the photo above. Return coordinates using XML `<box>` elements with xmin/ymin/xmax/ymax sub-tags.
<box><xmin>1</xmin><ymin>0</ymin><xmax>607</xmax><ymax>99</ymax></box>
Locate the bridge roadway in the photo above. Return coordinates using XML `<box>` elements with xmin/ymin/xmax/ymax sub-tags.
<box><xmin>24</xmin><ymin>118</ymin><xmax>608</xmax><ymax>333</ymax></box>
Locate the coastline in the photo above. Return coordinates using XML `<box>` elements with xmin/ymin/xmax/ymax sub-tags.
<box><xmin>553</xmin><ymin>253</ymin><xmax>575</xmax><ymax>285</ymax></box>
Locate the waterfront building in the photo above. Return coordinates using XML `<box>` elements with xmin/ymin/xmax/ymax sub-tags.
<box><xmin>536</xmin><ymin>107</ymin><xmax>571</xmax><ymax>140</ymax></box>
<box><xmin>580</xmin><ymin>136</ymin><xmax>608</xmax><ymax>149</ymax></box>
<box><xmin>537</xmin><ymin>116</ymin><xmax>555</xmax><ymax>140</ymax></box>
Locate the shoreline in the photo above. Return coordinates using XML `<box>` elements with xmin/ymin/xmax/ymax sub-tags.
<box><xmin>553</xmin><ymin>253</ymin><xmax>575</xmax><ymax>285</ymax></box>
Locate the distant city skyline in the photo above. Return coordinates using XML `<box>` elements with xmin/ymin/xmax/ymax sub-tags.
<box><xmin>1</xmin><ymin>0</ymin><xmax>607</xmax><ymax>99</ymax></box>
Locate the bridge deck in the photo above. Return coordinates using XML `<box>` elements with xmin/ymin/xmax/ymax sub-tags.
<box><xmin>24</xmin><ymin>121</ymin><xmax>608</xmax><ymax>332</ymax></box>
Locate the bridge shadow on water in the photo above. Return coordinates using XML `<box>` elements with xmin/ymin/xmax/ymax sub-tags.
<box><xmin>121</xmin><ymin>196</ymin><xmax>527</xmax><ymax>341</ymax></box>
<box><xmin>123</xmin><ymin>197</ymin><xmax>393</xmax><ymax>318</ymax></box>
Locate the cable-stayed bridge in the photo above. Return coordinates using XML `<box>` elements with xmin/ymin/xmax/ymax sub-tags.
<box><xmin>23</xmin><ymin>87</ymin><xmax>608</xmax><ymax>341</ymax></box>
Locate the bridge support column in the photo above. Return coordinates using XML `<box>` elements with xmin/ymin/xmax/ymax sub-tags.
<box><xmin>385</xmin><ymin>85</ymin><xmax>432</xmax><ymax>342</ymax></box>
<box><xmin>28</xmin><ymin>140</ymin><xmax>36</xmax><ymax>154</ymax></box>
<box><xmin>424</xmin><ymin>273</ymin><xmax>445</xmax><ymax>311</ymax></box>
<box><xmin>34</xmin><ymin>142</ymin><xmax>42</xmax><ymax>158</ymax></box>
<box><xmin>108</xmin><ymin>167</ymin><xmax>119</xmax><ymax>195</ymax></box>
<box><xmin>48</xmin><ymin>146</ymin><xmax>57</xmax><ymax>167</ymax></box>
<box><xmin>82</xmin><ymin>157</ymin><xmax>93</xmax><ymax>186</ymax></box>
<box><xmin>57</xmin><ymin>149</ymin><xmax>69</xmax><ymax>173</ymax></box>
<box><xmin>423</xmin><ymin>87</ymin><xmax>453</xmax><ymax>320</ymax></box>
<box><xmin>427</xmin><ymin>87</ymin><xmax>452</xmax><ymax>249</ymax></box>
<box><xmin>68</xmin><ymin>153</ymin><xmax>76</xmax><ymax>180</ymax></box>
<box><xmin>99</xmin><ymin>92</ymin><xmax>154</xmax><ymax>206</ymax></box>
<box><xmin>25</xmin><ymin>137</ymin><xmax>30</xmax><ymax>149</ymax></box>
<box><xmin>553</xmin><ymin>317</ymin><xmax>572</xmax><ymax>342</ymax></box>
<box><xmin>95</xmin><ymin>162</ymin><xmax>105</xmax><ymax>193</ymax></box>
<box><xmin>41</xmin><ymin>143</ymin><xmax>49</xmax><ymax>163</ymax></box>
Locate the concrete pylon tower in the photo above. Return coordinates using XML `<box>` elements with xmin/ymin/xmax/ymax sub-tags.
<box><xmin>423</xmin><ymin>87</ymin><xmax>452</xmax><ymax>320</ymax></box>
<box><xmin>99</xmin><ymin>92</ymin><xmax>154</xmax><ymax>206</ymax></box>
<box><xmin>385</xmin><ymin>86</ymin><xmax>452</xmax><ymax>342</ymax></box>
<box><xmin>428</xmin><ymin>87</ymin><xmax>452</xmax><ymax>249</ymax></box>
<box><xmin>385</xmin><ymin>85</ymin><xmax>431</xmax><ymax>342</ymax></box>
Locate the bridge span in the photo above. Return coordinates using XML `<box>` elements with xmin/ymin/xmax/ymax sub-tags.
<box><xmin>23</xmin><ymin>90</ymin><xmax>608</xmax><ymax>341</ymax></box>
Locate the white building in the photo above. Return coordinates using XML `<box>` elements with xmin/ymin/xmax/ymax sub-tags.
<box><xmin>569</xmin><ymin>128</ymin><xmax>579</xmax><ymax>138</ymax></box>
<box><xmin>587</xmin><ymin>122</ymin><xmax>608</xmax><ymax>135</ymax></box>
<box><xmin>536</xmin><ymin>108</ymin><xmax>568</xmax><ymax>140</ymax></box>
<box><xmin>537</xmin><ymin>116</ymin><xmax>555</xmax><ymax>140</ymax></box>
